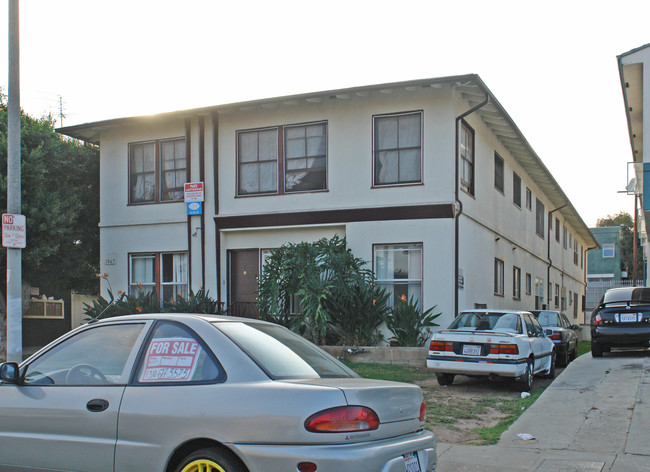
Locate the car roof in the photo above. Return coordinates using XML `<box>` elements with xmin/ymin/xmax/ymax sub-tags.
<box><xmin>88</xmin><ymin>313</ymin><xmax>274</xmax><ymax>325</ymax></box>
<box><xmin>602</xmin><ymin>287</ymin><xmax>650</xmax><ymax>304</ymax></box>
<box><xmin>459</xmin><ymin>309</ymin><xmax>530</xmax><ymax>315</ymax></box>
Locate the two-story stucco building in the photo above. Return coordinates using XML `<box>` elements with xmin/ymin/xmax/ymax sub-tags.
<box><xmin>59</xmin><ymin>74</ymin><xmax>597</xmax><ymax>329</ymax></box>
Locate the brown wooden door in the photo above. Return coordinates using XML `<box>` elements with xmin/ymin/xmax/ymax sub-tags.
<box><xmin>228</xmin><ymin>249</ymin><xmax>260</xmax><ymax>318</ymax></box>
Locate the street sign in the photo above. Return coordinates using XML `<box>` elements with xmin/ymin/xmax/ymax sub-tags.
<box><xmin>187</xmin><ymin>201</ymin><xmax>203</xmax><ymax>215</ymax></box>
<box><xmin>184</xmin><ymin>182</ymin><xmax>204</xmax><ymax>202</ymax></box>
<box><xmin>2</xmin><ymin>213</ymin><xmax>26</xmax><ymax>248</ymax></box>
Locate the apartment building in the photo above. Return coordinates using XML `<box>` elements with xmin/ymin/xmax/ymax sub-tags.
<box><xmin>59</xmin><ymin>74</ymin><xmax>597</xmax><ymax>329</ymax></box>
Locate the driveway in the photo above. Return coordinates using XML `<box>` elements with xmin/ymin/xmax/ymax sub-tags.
<box><xmin>436</xmin><ymin>349</ymin><xmax>650</xmax><ymax>471</ymax></box>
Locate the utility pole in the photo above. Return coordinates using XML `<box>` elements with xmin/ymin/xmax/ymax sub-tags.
<box><xmin>6</xmin><ymin>0</ymin><xmax>22</xmax><ymax>362</ymax></box>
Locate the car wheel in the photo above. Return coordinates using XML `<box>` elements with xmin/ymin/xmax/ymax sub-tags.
<box><xmin>517</xmin><ymin>359</ymin><xmax>534</xmax><ymax>392</ymax></box>
<box><xmin>175</xmin><ymin>448</ymin><xmax>245</xmax><ymax>472</ymax></box>
<box><xmin>591</xmin><ymin>341</ymin><xmax>603</xmax><ymax>358</ymax></box>
<box><xmin>436</xmin><ymin>373</ymin><xmax>455</xmax><ymax>386</ymax></box>
<box><xmin>543</xmin><ymin>351</ymin><xmax>556</xmax><ymax>379</ymax></box>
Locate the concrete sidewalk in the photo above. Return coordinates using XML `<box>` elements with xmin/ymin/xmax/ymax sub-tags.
<box><xmin>436</xmin><ymin>350</ymin><xmax>650</xmax><ymax>471</ymax></box>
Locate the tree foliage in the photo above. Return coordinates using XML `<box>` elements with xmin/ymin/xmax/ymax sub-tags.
<box><xmin>258</xmin><ymin>236</ymin><xmax>386</xmax><ymax>344</ymax></box>
<box><xmin>596</xmin><ymin>211</ymin><xmax>643</xmax><ymax>279</ymax></box>
<box><xmin>0</xmin><ymin>94</ymin><xmax>99</xmax><ymax>299</ymax></box>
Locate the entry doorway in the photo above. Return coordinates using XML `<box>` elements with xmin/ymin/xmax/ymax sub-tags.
<box><xmin>228</xmin><ymin>249</ymin><xmax>260</xmax><ymax>318</ymax></box>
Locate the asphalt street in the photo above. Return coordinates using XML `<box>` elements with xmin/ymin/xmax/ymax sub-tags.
<box><xmin>436</xmin><ymin>349</ymin><xmax>650</xmax><ymax>471</ymax></box>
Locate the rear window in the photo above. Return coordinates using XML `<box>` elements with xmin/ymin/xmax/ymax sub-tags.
<box><xmin>602</xmin><ymin>287</ymin><xmax>650</xmax><ymax>305</ymax></box>
<box><xmin>449</xmin><ymin>312</ymin><xmax>521</xmax><ymax>333</ymax></box>
<box><xmin>214</xmin><ymin>322</ymin><xmax>358</xmax><ymax>380</ymax></box>
<box><xmin>535</xmin><ymin>311</ymin><xmax>560</xmax><ymax>327</ymax></box>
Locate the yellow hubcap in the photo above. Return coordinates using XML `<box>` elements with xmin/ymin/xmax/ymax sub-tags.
<box><xmin>181</xmin><ymin>459</ymin><xmax>226</xmax><ymax>472</ymax></box>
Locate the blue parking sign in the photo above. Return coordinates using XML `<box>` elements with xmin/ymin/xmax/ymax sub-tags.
<box><xmin>187</xmin><ymin>201</ymin><xmax>202</xmax><ymax>215</ymax></box>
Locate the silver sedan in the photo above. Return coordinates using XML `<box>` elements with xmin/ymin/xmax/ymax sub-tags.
<box><xmin>0</xmin><ymin>314</ymin><xmax>436</xmax><ymax>472</ymax></box>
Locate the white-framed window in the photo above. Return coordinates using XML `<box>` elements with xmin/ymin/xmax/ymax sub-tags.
<box><xmin>535</xmin><ymin>277</ymin><xmax>544</xmax><ymax>309</ymax></box>
<box><xmin>373</xmin><ymin>111</ymin><xmax>422</xmax><ymax>186</ymax></box>
<box><xmin>494</xmin><ymin>258</ymin><xmax>504</xmax><ymax>296</ymax></box>
<box><xmin>460</xmin><ymin>121</ymin><xmax>474</xmax><ymax>195</ymax></box>
<box><xmin>374</xmin><ymin>243</ymin><xmax>423</xmax><ymax>308</ymax></box>
<box><xmin>602</xmin><ymin>243</ymin><xmax>615</xmax><ymax>258</ymax></box>
<box><xmin>130</xmin><ymin>252</ymin><xmax>188</xmax><ymax>303</ymax></box>
<box><xmin>129</xmin><ymin>138</ymin><xmax>187</xmax><ymax>204</ymax></box>
<box><xmin>237</xmin><ymin>128</ymin><xmax>279</xmax><ymax>195</ymax></box>
<box><xmin>513</xmin><ymin>266</ymin><xmax>521</xmax><ymax>300</ymax></box>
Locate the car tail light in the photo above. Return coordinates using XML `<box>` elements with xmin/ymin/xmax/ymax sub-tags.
<box><xmin>549</xmin><ymin>333</ymin><xmax>562</xmax><ymax>341</ymax></box>
<box><xmin>430</xmin><ymin>341</ymin><xmax>453</xmax><ymax>351</ymax></box>
<box><xmin>305</xmin><ymin>406</ymin><xmax>380</xmax><ymax>433</ymax></box>
<box><xmin>593</xmin><ymin>314</ymin><xmax>603</xmax><ymax>326</ymax></box>
<box><xmin>419</xmin><ymin>401</ymin><xmax>427</xmax><ymax>422</ymax></box>
<box><xmin>298</xmin><ymin>463</ymin><xmax>317</xmax><ymax>472</ymax></box>
<box><xmin>489</xmin><ymin>343</ymin><xmax>519</xmax><ymax>355</ymax></box>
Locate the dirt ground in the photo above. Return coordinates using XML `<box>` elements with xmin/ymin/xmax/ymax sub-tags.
<box><xmin>415</xmin><ymin>369</ymin><xmax>562</xmax><ymax>444</ymax></box>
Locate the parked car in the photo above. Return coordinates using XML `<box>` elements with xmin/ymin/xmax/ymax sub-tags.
<box><xmin>0</xmin><ymin>314</ymin><xmax>436</xmax><ymax>472</ymax></box>
<box><xmin>426</xmin><ymin>310</ymin><xmax>555</xmax><ymax>391</ymax></box>
<box><xmin>530</xmin><ymin>310</ymin><xmax>579</xmax><ymax>366</ymax></box>
<box><xmin>591</xmin><ymin>287</ymin><xmax>650</xmax><ymax>357</ymax></box>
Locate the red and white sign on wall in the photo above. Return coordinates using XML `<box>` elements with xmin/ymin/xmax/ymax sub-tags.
<box><xmin>2</xmin><ymin>213</ymin><xmax>26</xmax><ymax>248</ymax></box>
<box><xmin>184</xmin><ymin>182</ymin><xmax>204</xmax><ymax>203</ymax></box>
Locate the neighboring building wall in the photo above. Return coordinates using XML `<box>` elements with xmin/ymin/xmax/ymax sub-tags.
<box><xmin>587</xmin><ymin>226</ymin><xmax>623</xmax><ymax>280</ymax></box>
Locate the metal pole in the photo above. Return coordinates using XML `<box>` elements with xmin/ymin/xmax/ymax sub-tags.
<box><xmin>633</xmin><ymin>194</ymin><xmax>638</xmax><ymax>286</ymax></box>
<box><xmin>6</xmin><ymin>0</ymin><xmax>22</xmax><ymax>362</ymax></box>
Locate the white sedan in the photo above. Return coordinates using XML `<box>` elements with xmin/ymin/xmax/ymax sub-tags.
<box><xmin>426</xmin><ymin>310</ymin><xmax>555</xmax><ymax>391</ymax></box>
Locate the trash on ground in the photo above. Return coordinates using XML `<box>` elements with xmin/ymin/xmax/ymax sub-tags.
<box><xmin>517</xmin><ymin>433</ymin><xmax>536</xmax><ymax>441</ymax></box>
<box><xmin>521</xmin><ymin>392</ymin><xmax>531</xmax><ymax>398</ymax></box>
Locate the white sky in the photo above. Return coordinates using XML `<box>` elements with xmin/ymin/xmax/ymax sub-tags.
<box><xmin>1</xmin><ymin>0</ymin><xmax>649</xmax><ymax>227</ymax></box>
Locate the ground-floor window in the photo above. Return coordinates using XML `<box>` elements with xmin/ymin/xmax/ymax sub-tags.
<box><xmin>130</xmin><ymin>252</ymin><xmax>188</xmax><ymax>302</ymax></box>
<box><xmin>494</xmin><ymin>258</ymin><xmax>504</xmax><ymax>296</ymax></box>
<box><xmin>513</xmin><ymin>266</ymin><xmax>521</xmax><ymax>300</ymax></box>
<box><xmin>374</xmin><ymin>243</ymin><xmax>423</xmax><ymax>308</ymax></box>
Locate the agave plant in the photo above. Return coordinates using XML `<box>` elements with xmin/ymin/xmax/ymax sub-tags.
<box><xmin>386</xmin><ymin>295</ymin><xmax>441</xmax><ymax>347</ymax></box>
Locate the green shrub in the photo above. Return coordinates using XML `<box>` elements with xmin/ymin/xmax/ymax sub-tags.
<box><xmin>386</xmin><ymin>295</ymin><xmax>441</xmax><ymax>347</ymax></box>
<box><xmin>163</xmin><ymin>288</ymin><xmax>222</xmax><ymax>314</ymax></box>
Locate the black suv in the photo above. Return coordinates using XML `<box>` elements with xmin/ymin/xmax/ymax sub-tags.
<box><xmin>591</xmin><ymin>287</ymin><xmax>650</xmax><ymax>357</ymax></box>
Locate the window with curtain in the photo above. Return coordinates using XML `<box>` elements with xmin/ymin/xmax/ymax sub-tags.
<box><xmin>238</xmin><ymin>128</ymin><xmax>278</xmax><ymax>195</ymax></box>
<box><xmin>129</xmin><ymin>138</ymin><xmax>187</xmax><ymax>204</ymax></box>
<box><xmin>129</xmin><ymin>142</ymin><xmax>156</xmax><ymax>203</ymax></box>
<box><xmin>374</xmin><ymin>243</ymin><xmax>423</xmax><ymax>308</ymax></box>
<box><xmin>161</xmin><ymin>138</ymin><xmax>187</xmax><ymax>201</ymax></box>
<box><xmin>130</xmin><ymin>252</ymin><xmax>188</xmax><ymax>303</ymax></box>
<box><xmin>460</xmin><ymin>122</ymin><xmax>474</xmax><ymax>195</ymax></box>
<box><xmin>284</xmin><ymin>123</ymin><xmax>327</xmax><ymax>192</ymax></box>
<box><xmin>374</xmin><ymin>111</ymin><xmax>422</xmax><ymax>186</ymax></box>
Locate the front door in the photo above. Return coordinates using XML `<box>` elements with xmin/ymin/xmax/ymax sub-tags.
<box><xmin>229</xmin><ymin>249</ymin><xmax>260</xmax><ymax>318</ymax></box>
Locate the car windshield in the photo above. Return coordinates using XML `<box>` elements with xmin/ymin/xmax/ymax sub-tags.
<box><xmin>448</xmin><ymin>312</ymin><xmax>521</xmax><ymax>333</ymax></box>
<box><xmin>535</xmin><ymin>311</ymin><xmax>560</xmax><ymax>327</ymax></box>
<box><xmin>214</xmin><ymin>321</ymin><xmax>358</xmax><ymax>380</ymax></box>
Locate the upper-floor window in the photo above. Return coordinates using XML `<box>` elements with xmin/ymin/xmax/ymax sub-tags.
<box><xmin>563</xmin><ymin>225</ymin><xmax>568</xmax><ymax>249</ymax></box>
<box><xmin>460</xmin><ymin>122</ymin><xmax>474</xmax><ymax>195</ymax></box>
<box><xmin>602</xmin><ymin>243</ymin><xmax>615</xmax><ymax>258</ymax></box>
<box><xmin>513</xmin><ymin>172</ymin><xmax>521</xmax><ymax>207</ymax></box>
<box><xmin>555</xmin><ymin>218</ymin><xmax>560</xmax><ymax>242</ymax></box>
<box><xmin>129</xmin><ymin>138</ymin><xmax>187</xmax><ymax>204</ymax></box>
<box><xmin>237</xmin><ymin>122</ymin><xmax>328</xmax><ymax>196</ymax></box>
<box><xmin>535</xmin><ymin>199</ymin><xmax>545</xmax><ymax>238</ymax></box>
<box><xmin>525</xmin><ymin>187</ymin><xmax>532</xmax><ymax>210</ymax></box>
<box><xmin>574</xmin><ymin>242</ymin><xmax>579</xmax><ymax>265</ymax></box>
<box><xmin>513</xmin><ymin>266</ymin><xmax>521</xmax><ymax>300</ymax></box>
<box><xmin>494</xmin><ymin>258</ymin><xmax>504</xmax><ymax>296</ymax></box>
<box><xmin>494</xmin><ymin>153</ymin><xmax>504</xmax><ymax>193</ymax></box>
<box><xmin>374</xmin><ymin>111</ymin><xmax>422</xmax><ymax>186</ymax></box>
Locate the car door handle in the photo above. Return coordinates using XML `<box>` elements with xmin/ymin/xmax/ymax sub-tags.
<box><xmin>87</xmin><ymin>399</ymin><xmax>109</xmax><ymax>412</ymax></box>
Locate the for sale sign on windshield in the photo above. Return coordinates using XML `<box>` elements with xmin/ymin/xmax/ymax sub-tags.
<box><xmin>2</xmin><ymin>213</ymin><xmax>26</xmax><ymax>248</ymax></box>
<box><xmin>139</xmin><ymin>337</ymin><xmax>201</xmax><ymax>382</ymax></box>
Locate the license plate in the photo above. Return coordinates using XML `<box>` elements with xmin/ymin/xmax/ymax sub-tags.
<box><xmin>404</xmin><ymin>452</ymin><xmax>421</xmax><ymax>472</ymax></box>
<box><xmin>462</xmin><ymin>344</ymin><xmax>481</xmax><ymax>356</ymax></box>
<box><xmin>620</xmin><ymin>313</ymin><xmax>638</xmax><ymax>322</ymax></box>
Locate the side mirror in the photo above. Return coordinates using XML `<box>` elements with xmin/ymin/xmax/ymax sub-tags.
<box><xmin>571</xmin><ymin>325</ymin><xmax>581</xmax><ymax>330</ymax></box>
<box><xmin>0</xmin><ymin>362</ymin><xmax>20</xmax><ymax>384</ymax></box>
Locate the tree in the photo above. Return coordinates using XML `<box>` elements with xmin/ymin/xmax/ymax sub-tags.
<box><xmin>596</xmin><ymin>211</ymin><xmax>643</xmax><ymax>280</ymax></box>
<box><xmin>0</xmin><ymin>93</ymin><xmax>100</xmax><ymax>300</ymax></box>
